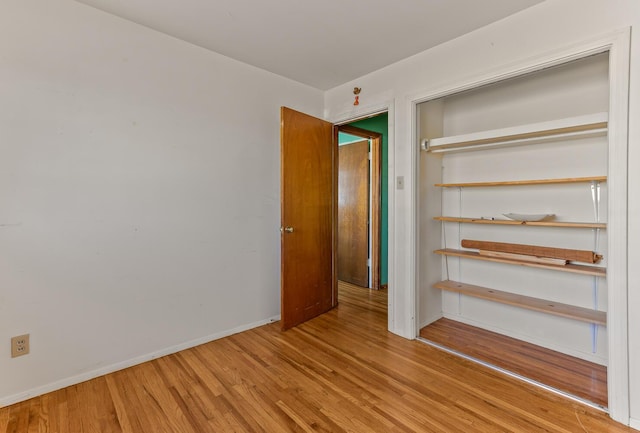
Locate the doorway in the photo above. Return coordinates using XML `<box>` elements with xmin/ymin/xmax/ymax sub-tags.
<box><xmin>280</xmin><ymin>108</ymin><xmax>389</xmax><ymax>330</ymax></box>
<box><xmin>337</xmin><ymin>113</ymin><xmax>388</xmax><ymax>291</ymax></box>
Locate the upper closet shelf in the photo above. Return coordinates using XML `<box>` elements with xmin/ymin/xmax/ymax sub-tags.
<box><xmin>422</xmin><ymin>112</ymin><xmax>608</xmax><ymax>153</ymax></box>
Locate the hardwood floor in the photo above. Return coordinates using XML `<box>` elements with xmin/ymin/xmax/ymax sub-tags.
<box><xmin>420</xmin><ymin>318</ymin><xmax>608</xmax><ymax>408</ymax></box>
<box><xmin>0</xmin><ymin>283</ymin><xmax>633</xmax><ymax>432</ymax></box>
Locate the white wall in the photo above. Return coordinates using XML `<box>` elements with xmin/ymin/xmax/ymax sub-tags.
<box><xmin>325</xmin><ymin>0</ymin><xmax>640</xmax><ymax>427</ymax></box>
<box><xmin>0</xmin><ymin>0</ymin><xmax>323</xmax><ymax>405</ymax></box>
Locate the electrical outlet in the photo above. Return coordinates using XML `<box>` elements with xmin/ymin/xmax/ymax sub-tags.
<box><xmin>11</xmin><ymin>334</ymin><xmax>30</xmax><ymax>358</ymax></box>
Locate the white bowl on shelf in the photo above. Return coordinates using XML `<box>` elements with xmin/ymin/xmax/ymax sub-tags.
<box><xmin>502</xmin><ymin>213</ymin><xmax>555</xmax><ymax>222</ymax></box>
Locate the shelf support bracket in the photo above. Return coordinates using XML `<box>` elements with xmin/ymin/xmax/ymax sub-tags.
<box><xmin>590</xmin><ymin>181</ymin><xmax>601</xmax><ymax>225</ymax></box>
<box><xmin>590</xmin><ymin>180</ymin><xmax>602</xmax><ymax>354</ymax></box>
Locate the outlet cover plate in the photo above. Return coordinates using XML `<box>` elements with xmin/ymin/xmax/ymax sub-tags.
<box><xmin>11</xmin><ymin>334</ymin><xmax>30</xmax><ymax>358</ymax></box>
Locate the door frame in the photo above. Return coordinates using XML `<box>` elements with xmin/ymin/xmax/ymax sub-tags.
<box><xmin>337</xmin><ymin>124</ymin><xmax>382</xmax><ymax>289</ymax></box>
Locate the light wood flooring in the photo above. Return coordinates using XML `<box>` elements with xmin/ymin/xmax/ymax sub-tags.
<box><xmin>0</xmin><ymin>282</ymin><xmax>633</xmax><ymax>432</ymax></box>
<box><xmin>420</xmin><ymin>318</ymin><xmax>608</xmax><ymax>408</ymax></box>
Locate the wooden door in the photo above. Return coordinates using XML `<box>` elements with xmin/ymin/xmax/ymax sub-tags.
<box><xmin>280</xmin><ymin>107</ymin><xmax>337</xmax><ymax>331</ymax></box>
<box><xmin>338</xmin><ymin>140</ymin><xmax>370</xmax><ymax>287</ymax></box>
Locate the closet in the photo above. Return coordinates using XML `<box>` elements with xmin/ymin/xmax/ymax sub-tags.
<box><xmin>417</xmin><ymin>53</ymin><xmax>610</xmax><ymax>407</ymax></box>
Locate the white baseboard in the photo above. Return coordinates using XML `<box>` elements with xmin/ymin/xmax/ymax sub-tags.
<box><xmin>0</xmin><ymin>314</ymin><xmax>281</xmax><ymax>408</ymax></box>
<box><xmin>629</xmin><ymin>417</ymin><xmax>640</xmax><ymax>430</ymax></box>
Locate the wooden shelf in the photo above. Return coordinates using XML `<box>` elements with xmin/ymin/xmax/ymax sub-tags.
<box><xmin>434</xmin><ymin>248</ymin><xmax>606</xmax><ymax>277</ymax></box>
<box><xmin>434</xmin><ymin>217</ymin><xmax>606</xmax><ymax>229</ymax></box>
<box><xmin>435</xmin><ymin>176</ymin><xmax>606</xmax><ymax>188</ymax></box>
<box><xmin>423</xmin><ymin>112</ymin><xmax>608</xmax><ymax>153</ymax></box>
<box><xmin>433</xmin><ymin>280</ymin><xmax>606</xmax><ymax>326</ymax></box>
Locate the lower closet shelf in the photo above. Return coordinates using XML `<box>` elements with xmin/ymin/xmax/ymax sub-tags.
<box><xmin>433</xmin><ymin>280</ymin><xmax>606</xmax><ymax>326</ymax></box>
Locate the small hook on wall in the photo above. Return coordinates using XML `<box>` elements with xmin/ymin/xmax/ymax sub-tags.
<box><xmin>353</xmin><ymin>87</ymin><xmax>361</xmax><ymax>106</ymax></box>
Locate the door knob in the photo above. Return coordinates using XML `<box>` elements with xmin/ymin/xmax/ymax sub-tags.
<box><xmin>280</xmin><ymin>226</ymin><xmax>294</xmax><ymax>233</ymax></box>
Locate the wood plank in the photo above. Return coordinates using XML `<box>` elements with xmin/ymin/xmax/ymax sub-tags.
<box><xmin>0</xmin><ymin>282</ymin><xmax>633</xmax><ymax>433</ymax></box>
<box><xmin>435</xmin><ymin>248</ymin><xmax>606</xmax><ymax>277</ymax></box>
<box><xmin>420</xmin><ymin>318</ymin><xmax>608</xmax><ymax>408</ymax></box>
<box><xmin>433</xmin><ymin>280</ymin><xmax>606</xmax><ymax>325</ymax></box>
<box><xmin>461</xmin><ymin>239</ymin><xmax>602</xmax><ymax>264</ymax></box>
<box><xmin>435</xmin><ymin>175</ymin><xmax>607</xmax><ymax>188</ymax></box>
<box><xmin>434</xmin><ymin>216</ymin><xmax>607</xmax><ymax>229</ymax></box>
<box><xmin>478</xmin><ymin>250</ymin><xmax>568</xmax><ymax>265</ymax></box>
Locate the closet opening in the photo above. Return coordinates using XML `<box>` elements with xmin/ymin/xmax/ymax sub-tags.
<box><xmin>416</xmin><ymin>52</ymin><xmax>612</xmax><ymax>408</ymax></box>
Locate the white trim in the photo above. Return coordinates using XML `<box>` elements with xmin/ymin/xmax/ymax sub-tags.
<box><xmin>368</xmin><ymin>145</ymin><xmax>373</xmax><ymax>288</ymax></box>
<box><xmin>603</xmin><ymin>27</ymin><xmax>631</xmax><ymax>426</ymax></box>
<box><xmin>410</xmin><ymin>28</ymin><xmax>630</xmax><ymax>424</ymax></box>
<box><xmin>330</xmin><ymin>101</ymin><xmax>391</xmax><ymax>126</ymax></box>
<box><xmin>630</xmin><ymin>417</ymin><xmax>640</xmax><ymax>430</ymax></box>
<box><xmin>328</xmin><ymin>91</ymin><xmax>394</xmax><ymax>125</ymax></box>
<box><xmin>0</xmin><ymin>315</ymin><xmax>280</xmax><ymax>409</ymax></box>
<box><xmin>408</xmin><ymin>95</ymin><xmax>421</xmax><ymax>339</ymax></box>
<box><xmin>387</xmin><ymin>104</ymin><xmax>397</xmax><ymax>334</ymax></box>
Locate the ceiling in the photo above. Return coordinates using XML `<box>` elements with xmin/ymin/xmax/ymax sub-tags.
<box><xmin>74</xmin><ymin>0</ymin><xmax>544</xmax><ymax>90</ymax></box>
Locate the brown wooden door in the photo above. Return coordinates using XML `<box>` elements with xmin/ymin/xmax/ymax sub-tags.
<box><xmin>280</xmin><ymin>107</ymin><xmax>337</xmax><ymax>330</ymax></box>
<box><xmin>338</xmin><ymin>140</ymin><xmax>370</xmax><ymax>287</ymax></box>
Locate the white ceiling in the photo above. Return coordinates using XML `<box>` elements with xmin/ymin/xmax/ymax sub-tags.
<box><xmin>74</xmin><ymin>0</ymin><xmax>544</xmax><ymax>90</ymax></box>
